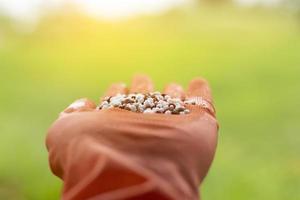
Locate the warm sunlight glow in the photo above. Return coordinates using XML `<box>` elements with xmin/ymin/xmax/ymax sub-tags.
<box><xmin>0</xmin><ymin>0</ymin><xmax>190</xmax><ymax>21</ymax></box>
<box><xmin>73</xmin><ymin>0</ymin><xmax>190</xmax><ymax>19</ymax></box>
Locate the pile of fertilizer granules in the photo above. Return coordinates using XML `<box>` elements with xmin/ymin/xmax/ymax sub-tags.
<box><xmin>98</xmin><ymin>92</ymin><xmax>191</xmax><ymax>115</ymax></box>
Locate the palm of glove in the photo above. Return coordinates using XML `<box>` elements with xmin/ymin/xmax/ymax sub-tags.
<box><xmin>46</xmin><ymin>75</ymin><xmax>218</xmax><ymax>200</ymax></box>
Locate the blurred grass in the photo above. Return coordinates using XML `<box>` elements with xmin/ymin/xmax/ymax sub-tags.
<box><xmin>0</xmin><ymin>6</ymin><xmax>300</xmax><ymax>200</ymax></box>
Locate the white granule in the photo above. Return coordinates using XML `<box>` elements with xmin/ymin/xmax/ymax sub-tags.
<box><xmin>69</xmin><ymin>100</ymin><xmax>86</xmax><ymax>109</ymax></box>
<box><xmin>99</xmin><ymin>92</ymin><xmax>192</xmax><ymax>115</ymax></box>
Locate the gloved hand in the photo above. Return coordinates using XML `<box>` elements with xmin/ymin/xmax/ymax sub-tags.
<box><xmin>46</xmin><ymin>75</ymin><xmax>218</xmax><ymax>200</ymax></box>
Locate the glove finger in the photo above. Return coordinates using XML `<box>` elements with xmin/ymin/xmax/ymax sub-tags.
<box><xmin>186</xmin><ymin>78</ymin><xmax>215</xmax><ymax>116</ymax></box>
<box><xmin>103</xmin><ymin>83</ymin><xmax>128</xmax><ymax>98</ymax></box>
<box><xmin>61</xmin><ymin>98</ymin><xmax>96</xmax><ymax>116</ymax></box>
<box><xmin>186</xmin><ymin>78</ymin><xmax>213</xmax><ymax>103</ymax></box>
<box><xmin>129</xmin><ymin>74</ymin><xmax>154</xmax><ymax>94</ymax></box>
<box><xmin>163</xmin><ymin>83</ymin><xmax>185</xmax><ymax>99</ymax></box>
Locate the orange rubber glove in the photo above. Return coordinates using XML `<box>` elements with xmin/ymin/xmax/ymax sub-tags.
<box><xmin>46</xmin><ymin>75</ymin><xmax>218</xmax><ymax>200</ymax></box>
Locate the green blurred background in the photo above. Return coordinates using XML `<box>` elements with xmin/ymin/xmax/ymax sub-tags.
<box><xmin>0</xmin><ymin>0</ymin><xmax>300</xmax><ymax>199</ymax></box>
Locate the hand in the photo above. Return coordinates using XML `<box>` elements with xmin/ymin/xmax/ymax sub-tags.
<box><xmin>46</xmin><ymin>75</ymin><xmax>218</xmax><ymax>200</ymax></box>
